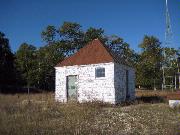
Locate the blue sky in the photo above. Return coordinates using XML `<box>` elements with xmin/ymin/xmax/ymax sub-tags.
<box><xmin>0</xmin><ymin>0</ymin><xmax>179</xmax><ymax>52</ymax></box>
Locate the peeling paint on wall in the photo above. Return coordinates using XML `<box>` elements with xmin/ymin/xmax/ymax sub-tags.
<box><xmin>114</xmin><ymin>63</ymin><xmax>135</xmax><ymax>103</ymax></box>
<box><xmin>55</xmin><ymin>62</ymin><xmax>135</xmax><ymax>104</ymax></box>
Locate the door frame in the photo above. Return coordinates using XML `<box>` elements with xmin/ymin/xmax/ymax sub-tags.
<box><xmin>66</xmin><ymin>75</ymin><xmax>78</xmax><ymax>101</ymax></box>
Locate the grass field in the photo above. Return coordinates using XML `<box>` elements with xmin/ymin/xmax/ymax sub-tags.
<box><xmin>0</xmin><ymin>91</ymin><xmax>180</xmax><ymax>135</ymax></box>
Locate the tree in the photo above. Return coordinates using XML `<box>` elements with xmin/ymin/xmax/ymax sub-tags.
<box><xmin>58</xmin><ymin>21</ymin><xmax>86</xmax><ymax>54</ymax></box>
<box><xmin>84</xmin><ymin>27</ymin><xmax>105</xmax><ymax>43</ymax></box>
<box><xmin>36</xmin><ymin>42</ymin><xmax>64</xmax><ymax>90</ymax></box>
<box><xmin>15</xmin><ymin>43</ymin><xmax>37</xmax><ymax>89</ymax></box>
<box><xmin>41</xmin><ymin>25</ymin><xmax>57</xmax><ymax>43</ymax></box>
<box><xmin>42</xmin><ymin>22</ymin><xmax>107</xmax><ymax>56</ymax></box>
<box><xmin>163</xmin><ymin>47</ymin><xmax>178</xmax><ymax>67</ymax></box>
<box><xmin>162</xmin><ymin>47</ymin><xmax>180</xmax><ymax>88</ymax></box>
<box><xmin>0</xmin><ymin>32</ymin><xmax>15</xmax><ymax>91</ymax></box>
<box><xmin>107</xmin><ymin>35</ymin><xmax>137</xmax><ymax>66</ymax></box>
<box><xmin>137</xmin><ymin>35</ymin><xmax>162</xmax><ymax>89</ymax></box>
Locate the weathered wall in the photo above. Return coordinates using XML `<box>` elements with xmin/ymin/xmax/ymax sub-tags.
<box><xmin>127</xmin><ymin>68</ymin><xmax>136</xmax><ymax>100</ymax></box>
<box><xmin>55</xmin><ymin>62</ymin><xmax>135</xmax><ymax>104</ymax></box>
<box><xmin>114</xmin><ymin>63</ymin><xmax>135</xmax><ymax>104</ymax></box>
<box><xmin>55</xmin><ymin>62</ymin><xmax>115</xmax><ymax>103</ymax></box>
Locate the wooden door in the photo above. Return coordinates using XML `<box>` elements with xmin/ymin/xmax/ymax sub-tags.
<box><xmin>67</xmin><ymin>75</ymin><xmax>77</xmax><ymax>101</ymax></box>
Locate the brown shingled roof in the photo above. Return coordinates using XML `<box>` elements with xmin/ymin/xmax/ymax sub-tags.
<box><xmin>55</xmin><ymin>39</ymin><xmax>128</xmax><ymax>67</ymax></box>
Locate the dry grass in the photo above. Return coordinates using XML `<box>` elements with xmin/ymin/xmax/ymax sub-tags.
<box><xmin>0</xmin><ymin>93</ymin><xmax>180</xmax><ymax>135</ymax></box>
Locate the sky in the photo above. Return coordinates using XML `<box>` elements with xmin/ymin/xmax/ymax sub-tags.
<box><xmin>0</xmin><ymin>0</ymin><xmax>179</xmax><ymax>53</ymax></box>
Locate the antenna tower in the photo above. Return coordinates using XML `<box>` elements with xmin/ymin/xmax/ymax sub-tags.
<box><xmin>162</xmin><ymin>0</ymin><xmax>174</xmax><ymax>90</ymax></box>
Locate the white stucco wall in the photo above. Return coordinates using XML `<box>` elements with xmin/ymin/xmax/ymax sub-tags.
<box><xmin>55</xmin><ymin>62</ymin><xmax>135</xmax><ymax>104</ymax></box>
<box><xmin>55</xmin><ymin>62</ymin><xmax>115</xmax><ymax>104</ymax></box>
<box><xmin>114</xmin><ymin>63</ymin><xmax>135</xmax><ymax>104</ymax></box>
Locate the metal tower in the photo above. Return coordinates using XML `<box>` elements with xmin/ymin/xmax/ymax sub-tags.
<box><xmin>165</xmin><ymin>0</ymin><xmax>173</xmax><ymax>46</ymax></box>
<box><xmin>162</xmin><ymin>0</ymin><xmax>174</xmax><ymax>90</ymax></box>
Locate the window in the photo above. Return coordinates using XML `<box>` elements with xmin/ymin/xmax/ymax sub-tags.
<box><xmin>95</xmin><ymin>67</ymin><xmax>105</xmax><ymax>78</ymax></box>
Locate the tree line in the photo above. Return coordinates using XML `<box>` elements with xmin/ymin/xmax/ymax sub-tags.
<box><xmin>0</xmin><ymin>21</ymin><xmax>179</xmax><ymax>93</ymax></box>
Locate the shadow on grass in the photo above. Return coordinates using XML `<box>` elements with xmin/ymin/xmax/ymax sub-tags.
<box><xmin>136</xmin><ymin>96</ymin><xmax>167</xmax><ymax>104</ymax></box>
<box><xmin>59</xmin><ymin>95</ymin><xmax>168</xmax><ymax>108</ymax></box>
<box><xmin>118</xmin><ymin>96</ymin><xmax>167</xmax><ymax>107</ymax></box>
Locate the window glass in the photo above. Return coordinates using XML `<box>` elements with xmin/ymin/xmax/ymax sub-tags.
<box><xmin>95</xmin><ymin>68</ymin><xmax>105</xmax><ymax>78</ymax></box>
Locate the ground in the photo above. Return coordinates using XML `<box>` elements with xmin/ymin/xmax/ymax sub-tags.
<box><xmin>0</xmin><ymin>91</ymin><xmax>180</xmax><ymax>135</ymax></box>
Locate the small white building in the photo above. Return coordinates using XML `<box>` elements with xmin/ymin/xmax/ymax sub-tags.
<box><xmin>55</xmin><ymin>39</ymin><xmax>135</xmax><ymax>104</ymax></box>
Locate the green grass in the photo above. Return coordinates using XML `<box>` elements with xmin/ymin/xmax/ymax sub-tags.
<box><xmin>0</xmin><ymin>93</ymin><xmax>180</xmax><ymax>135</ymax></box>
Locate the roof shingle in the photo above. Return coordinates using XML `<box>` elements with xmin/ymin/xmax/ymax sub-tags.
<box><xmin>55</xmin><ymin>39</ymin><xmax>129</xmax><ymax>67</ymax></box>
